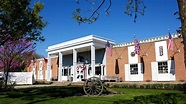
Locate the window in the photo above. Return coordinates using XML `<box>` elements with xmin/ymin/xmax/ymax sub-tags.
<box><xmin>130</xmin><ymin>64</ymin><xmax>138</xmax><ymax>74</ymax></box>
<box><xmin>88</xmin><ymin>67</ymin><xmax>92</xmax><ymax>75</ymax></box>
<box><xmin>158</xmin><ymin>61</ymin><xmax>168</xmax><ymax>74</ymax></box>
<box><xmin>159</xmin><ymin>46</ymin><xmax>163</xmax><ymax>56</ymax></box>
<box><xmin>95</xmin><ymin>66</ymin><xmax>101</xmax><ymax>75</ymax></box>
<box><xmin>62</xmin><ymin>68</ymin><xmax>71</xmax><ymax>76</ymax></box>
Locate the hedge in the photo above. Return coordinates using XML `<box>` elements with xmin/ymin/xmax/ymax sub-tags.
<box><xmin>111</xmin><ymin>83</ymin><xmax>186</xmax><ymax>91</ymax></box>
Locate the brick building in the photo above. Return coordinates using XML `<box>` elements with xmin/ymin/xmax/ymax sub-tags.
<box><xmin>27</xmin><ymin>34</ymin><xmax>186</xmax><ymax>82</ymax></box>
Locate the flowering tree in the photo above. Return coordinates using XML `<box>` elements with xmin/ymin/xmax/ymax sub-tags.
<box><xmin>0</xmin><ymin>37</ymin><xmax>35</xmax><ymax>89</ymax></box>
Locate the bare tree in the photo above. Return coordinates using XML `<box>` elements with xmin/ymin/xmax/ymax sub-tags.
<box><xmin>72</xmin><ymin>0</ymin><xmax>146</xmax><ymax>24</ymax></box>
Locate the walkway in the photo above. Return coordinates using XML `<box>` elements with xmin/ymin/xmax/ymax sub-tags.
<box><xmin>14</xmin><ymin>81</ymin><xmax>84</xmax><ymax>89</ymax></box>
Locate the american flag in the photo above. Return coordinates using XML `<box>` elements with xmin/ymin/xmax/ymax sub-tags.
<box><xmin>106</xmin><ymin>41</ymin><xmax>112</xmax><ymax>56</ymax></box>
<box><xmin>44</xmin><ymin>57</ymin><xmax>48</xmax><ymax>63</ymax></box>
<box><xmin>167</xmin><ymin>33</ymin><xmax>173</xmax><ymax>50</ymax></box>
<box><xmin>33</xmin><ymin>57</ymin><xmax>36</xmax><ymax>64</ymax></box>
<box><xmin>134</xmin><ymin>37</ymin><xmax>140</xmax><ymax>55</ymax></box>
<box><xmin>27</xmin><ymin>60</ymin><xmax>31</xmax><ymax>67</ymax></box>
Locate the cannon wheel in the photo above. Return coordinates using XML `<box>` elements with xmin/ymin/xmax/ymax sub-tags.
<box><xmin>83</xmin><ymin>77</ymin><xmax>103</xmax><ymax>96</ymax></box>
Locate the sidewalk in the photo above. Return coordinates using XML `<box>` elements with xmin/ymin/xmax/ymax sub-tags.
<box><xmin>14</xmin><ymin>84</ymin><xmax>56</xmax><ymax>89</ymax></box>
<box><xmin>14</xmin><ymin>81</ymin><xmax>73</xmax><ymax>89</ymax></box>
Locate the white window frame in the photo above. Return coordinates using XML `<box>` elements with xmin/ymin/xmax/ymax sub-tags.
<box><xmin>158</xmin><ymin>61</ymin><xmax>168</xmax><ymax>74</ymax></box>
<box><xmin>130</xmin><ymin>64</ymin><xmax>138</xmax><ymax>75</ymax></box>
<box><xmin>125</xmin><ymin>63</ymin><xmax>143</xmax><ymax>81</ymax></box>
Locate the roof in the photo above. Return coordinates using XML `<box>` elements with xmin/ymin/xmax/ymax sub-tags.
<box><xmin>46</xmin><ymin>34</ymin><xmax>115</xmax><ymax>53</ymax></box>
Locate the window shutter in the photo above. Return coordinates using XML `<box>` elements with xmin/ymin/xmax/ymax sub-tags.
<box><xmin>138</xmin><ymin>63</ymin><xmax>143</xmax><ymax>81</ymax></box>
<box><xmin>168</xmin><ymin>60</ymin><xmax>175</xmax><ymax>75</ymax></box>
<box><xmin>151</xmin><ymin>62</ymin><xmax>158</xmax><ymax>81</ymax></box>
<box><xmin>140</xmin><ymin>63</ymin><xmax>144</xmax><ymax>74</ymax></box>
<box><xmin>168</xmin><ymin>60</ymin><xmax>175</xmax><ymax>81</ymax></box>
<box><xmin>125</xmin><ymin>64</ymin><xmax>129</xmax><ymax>81</ymax></box>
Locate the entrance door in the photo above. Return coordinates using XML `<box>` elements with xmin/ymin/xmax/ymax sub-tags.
<box><xmin>62</xmin><ymin>66</ymin><xmax>71</xmax><ymax>81</ymax></box>
<box><xmin>76</xmin><ymin>64</ymin><xmax>86</xmax><ymax>81</ymax></box>
<box><xmin>77</xmin><ymin>70</ymin><xmax>84</xmax><ymax>81</ymax></box>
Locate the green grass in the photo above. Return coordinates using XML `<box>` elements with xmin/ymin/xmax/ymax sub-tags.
<box><xmin>0</xmin><ymin>86</ymin><xmax>185</xmax><ymax>104</ymax></box>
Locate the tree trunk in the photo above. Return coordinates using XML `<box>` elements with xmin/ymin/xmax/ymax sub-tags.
<box><xmin>177</xmin><ymin>0</ymin><xmax>186</xmax><ymax>66</ymax></box>
<box><xmin>4</xmin><ymin>61</ymin><xmax>11</xmax><ymax>90</ymax></box>
<box><xmin>4</xmin><ymin>70</ymin><xmax>9</xmax><ymax>90</ymax></box>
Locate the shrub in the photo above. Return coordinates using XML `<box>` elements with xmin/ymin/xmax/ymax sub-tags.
<box><xmin>33</xmin><ymin>81</ymin><xmax>53</xmax><ymax>85</ymax></box>
<box><xmin>113</xmin><ymin>93</ymin><xmax>186</xmax><ymax>104</ymax></box>
<box><xmin>111</xmin><ymin>83</ymin><xmax>186</xmax><ymax>90</ymax></box>
<box><xmin>129</xmin><ymin>84</ymin><xmax>137</xmax><ymax>88</ymax></box>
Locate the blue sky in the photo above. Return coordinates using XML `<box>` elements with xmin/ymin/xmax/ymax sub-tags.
<box><xmin>33</xmin><ymin>0</ymin><xmax>180</xmax><ymax>57</ymax></box>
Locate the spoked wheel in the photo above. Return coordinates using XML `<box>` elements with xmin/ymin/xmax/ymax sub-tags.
<box><xmin>83</xmin><ymin>77</ymin><xmax>103</xmax><ymax>96</ymax></box>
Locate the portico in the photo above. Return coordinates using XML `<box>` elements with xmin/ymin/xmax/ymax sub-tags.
<box><xmin>46</xmin><ymin>35</ymin><xmax>114</xmax><ymax>82</ymax></box>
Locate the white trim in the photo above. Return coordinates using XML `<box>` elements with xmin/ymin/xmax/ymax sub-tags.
<box><xmin>47</xmin><ymin>35</ymin><xmax>115</xmax><ymax>52</ymax></box>
<box><xmin>73</xmin><ymin>49</ymin><xmax>77</xmax><ymax>82</ymax></box>
<box><xmin>151</xmin><ymin>61</ymin><xmax>176</xmax><ymax>81</ymax></box>
<box><xmin>47</xmin><ymin>54</ymin><xmax>51</xmax><ymax>81</ymax></box>
<box><xmin>38</xmin><ymin>61</ymin><xmax>43</xmax><ymax>80</ymax></box>
<box><xmin>155</xmin><ymin>41</ymin><xmax>168</xmax><ymax>61</ymax></box>
<box><xmin>128</xmin><ymin>46</ymin><xmax>138</xmax><ymax>64</ymax></box>
<box><xmin>151</xmin><ymin>62</ymin><xmax>158</xmax><ymax>81</ymax></box>
<box><xmin>58</xmin><ymin>52</ymin><xmax>63</xmax><ymax>82</ymax></box>
<box><xmin>138</xmin><ymin>63</ymin><xmax>143</xmax><ymax>81</ymax></box>
<box><xmin>114</xmin><ymin>34</ymin><xmax>179</xmax><ymax>48</ymax></box>
<box><xmin>126</xmin><ymin>63</ymin><xmax>143</xmax><ymax>81</ymax></box>
<box><xmin>91</xmin><ymin>44</ymin><xmax>95</xmax><ymax>76</ymax></box>
<box><xmin>124</xmin><ymin>64</ymin><xmax>129</xmax><ymax>81</ymax></box>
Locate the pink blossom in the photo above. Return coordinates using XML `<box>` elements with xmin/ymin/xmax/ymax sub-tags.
<box><xmin>0</xmin><ymin>37</ymin><xmax>35</xmax><ymax>72</ymax></box>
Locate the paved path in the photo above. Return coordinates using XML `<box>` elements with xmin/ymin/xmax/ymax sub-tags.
<box><xmin>14</xmin><ymin>81</ymin><xmax>83</xmax><ymax>89</ymax></box>
<box><xmin>14</xmin><ymin>84</ymin><xmax>57</xmax><ymax>89</ymax></box>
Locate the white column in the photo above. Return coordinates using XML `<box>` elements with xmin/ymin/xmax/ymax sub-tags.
<box><xmin>47</xmin><ymin>54</ymin><xmax>51</xmax><ymax>81</ymax></box>
<box><xmin>67</xmin><ymin>66</ymin><xmax>70</xmax><ymax>81</ymax></box>
<box><xmin>91</xmin><ymin>44</ymin><xmax>95</xmax><ymax>76</ymax></box>
<box><xmin>101</xmin><ymin>64</ymin><xmax>103</xmax><ymax>76</ymax></box>
<box><xmin>33</xmin><ymin>66</ymin><xmax>36</xmax><ymax>80</ymax></box>
<box><xmin>86</xmin><ymin>65</ymin><xmax>89</xmax><ymax>79</ymax></box>
<box><xmin>73</xmin><ymin>49</ymin><xmax>77</xmax><ymax>82</ymax></box>
<box><xmin>58</xmin><ymin>52</ymin><xmax>63</xmax><ymax>82</ymax></box>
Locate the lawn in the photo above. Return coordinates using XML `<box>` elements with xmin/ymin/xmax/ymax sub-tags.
<box><xmin>0</xmin><ymin>86</ymin><xmax>185</xmax><ymax>104</ymax></box>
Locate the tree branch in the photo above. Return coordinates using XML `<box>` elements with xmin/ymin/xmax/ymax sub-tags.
<box><xmin>88</xmin><ymin>0</ymin><xmax>106</xmax><ymax>19</ymax></box>
<box><xmin>105</xmin><ymin>0</ymin><xmax>112</xmax><ymax>15</ymax></box>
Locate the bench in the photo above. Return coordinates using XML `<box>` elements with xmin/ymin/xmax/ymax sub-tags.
<box><xmin>52</xmin><ymin>77</ymin><xmax>58</xmax><ymax>81</ymax></box>
<box><xmin>103</xmin><ymin>76</ymin><xmax>119</xmax><ymax>82</ymax></box>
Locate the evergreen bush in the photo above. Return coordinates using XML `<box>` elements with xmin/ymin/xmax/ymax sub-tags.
<box><xmin>111</xmin><ymin>83</ymin><xmax>186</xmax><ymax>91</ymax></box>
<box><xmin>113</xmin><ymin>93</ymin><xmax>185</xmax><ymax>104</ymax></box>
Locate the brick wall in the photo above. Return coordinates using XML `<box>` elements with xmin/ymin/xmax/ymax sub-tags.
<box><xmin>27</xmin><ymin>37</ymin><xmax>186</xmax><ymax>82</ymax></box>
<box><xmin>106</xmin><ymin>38</ymin><xmax>186</xmax><ymax>82</ymax></box>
